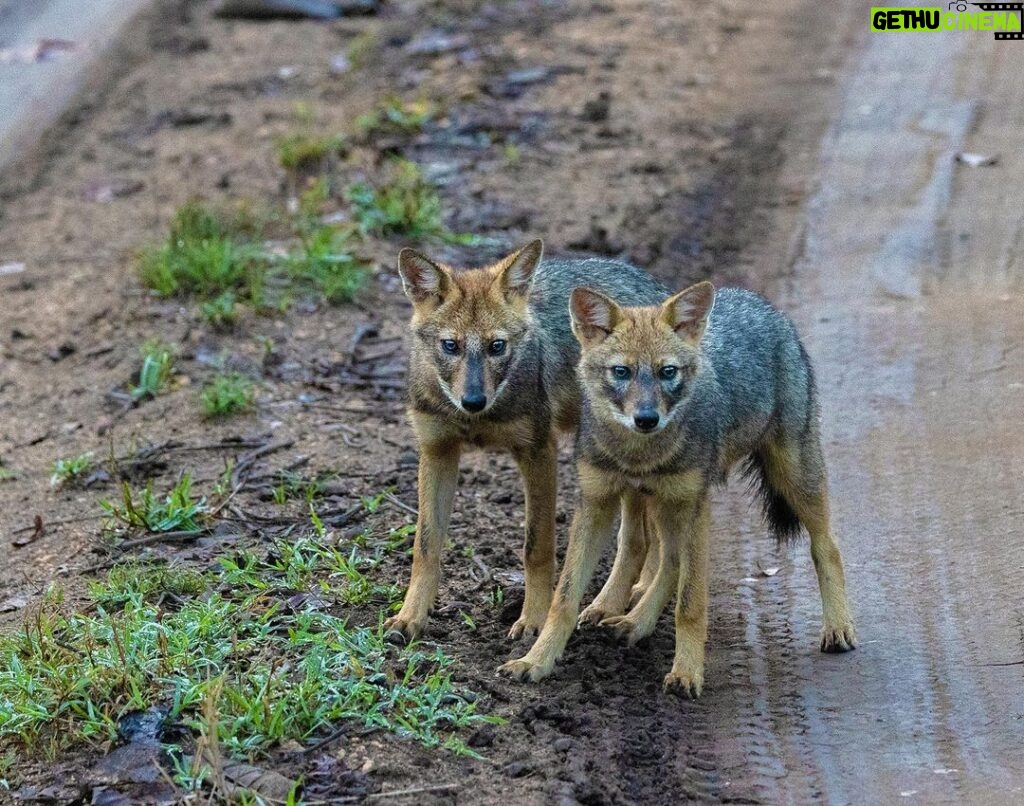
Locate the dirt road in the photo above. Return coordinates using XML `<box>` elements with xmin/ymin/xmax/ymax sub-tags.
<box><xmin>1</xmin><ymin>0</ymin><xmax>1022</xmax><ymax>803</ymax></box>
<box><xmin>698</xmin><ymin>24</ymin><xmax>1024</xmax><ymax>805</ymax></box>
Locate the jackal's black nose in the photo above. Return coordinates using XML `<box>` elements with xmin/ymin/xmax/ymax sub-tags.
<box><xmin>461</xmin><ymin>393</ymin><xmax>487</xmax><ymax>413</ymax></box>
<box><xmin>634</xmin><ymin>411</ymin><xmax>660</xmax><ymax>432</ymax></box>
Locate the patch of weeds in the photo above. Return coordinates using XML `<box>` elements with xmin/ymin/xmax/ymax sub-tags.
<box><xmin>346</xmin><ymin>159</ymin><xmax>478</xmax><ymax>244</ymax></box>
<box><xmin>503</xmin><ymin>143</ymin><xmax>521</xmax><ymax>164</ymax></box>
<box><xmin>94</xmin><ymin>563</ymin><xmax>206</xmax><ymax>607</ymax></box>
<box><xmin>346</xmin><ymin>31</ymin><xmax>379</xmax><ymax>69</ymax></box>
<box><xmin>356</xmin><ymin>95</ymin><xmax>435</xmax><ymax>138</ymax></box>
<box><xmin>271</xmin><ymin>469</ymin><xmax>338</xmax><ymax>505</ymax></box>
<box><xmin>139</xmin><ymin>201</ymin><xmax>262</xmax><ymax>302</ymax></box>
<box><xmin>100</xmin><ymin>473</ymin><xmax>207</xmax><ymax>535</ymax></box>
<box><xmin>276</xmin><ymin>132</ymin><xmax>348</xmax><ymax>172</ymax></box>
<box><xmin>0</xmin><ymin>461</ymin><xmax>19</xmax><ymax>482</ymax></box>
<box><xmin>281</xmin><ymin>224</ymin><xmax>369</xmax><ymax>304</ymax></box>
<box><xmin>0</xmin><ymin>748</ymin><xmax>13</xmax><ymax>790</ymax></box>
<box><xmin>200</xmin><ymin>374</ymin><xmax>256</xmax><ymax>419</ymax></box>
<box><xmin>0</xmin><ymin>537</ymin><xmax>497</xmax><ymax>761</ymax></box>
<box><xmin>50</xmin><ymin>452</ymin><xmax>94</xmax><ymax>489</ymax></box>
<box><xmin>200</xmin><ymin>290</ymin><xmax>238</xmax><ymax>330</ymax></box>
<box><xmin>460</xmin><ymin>611</ymin><xmax>477</xmax><ymax>632</ymax></box>
<box><xmin>131</xmin><ymin>340</ymin><xmax>175</xmax><ymax>400</ymax></box>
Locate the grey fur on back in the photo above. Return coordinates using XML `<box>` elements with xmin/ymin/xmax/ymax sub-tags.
<box><xmin>531</xmin><ymin>256</ymin><xmax>668</xmax><ymax>397</ymax></box>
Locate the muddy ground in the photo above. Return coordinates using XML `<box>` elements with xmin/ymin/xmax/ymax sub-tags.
<box><xmin>2</xmin><ymin>0</ymin><xmax>1023</xmax><ymax>803</ymax></box>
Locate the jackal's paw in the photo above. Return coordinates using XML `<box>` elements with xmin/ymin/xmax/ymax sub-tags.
<box><xmin>820</xmin><ymin>622</ymin><xmax>857</xmax><ymax>653</ymax></box>
<box><xmin>577</xmin><ymin>600</ymin><xmax>624</xmax><ymax>627</ymax></box>
<box><xmin>663</xmin><ymin>668</ymin><xmax>703</xmax><ymax>699</ymax></box>
<box><xmin>497</xmin><ymin>655</ymin><xmax>554</xmax><ymax>683</ymax></box>
<box><xmin>627</xmin><ymin>583</ymin><xmax>647</xmax><ymax>610</ymax></box>
<box><xmin>383</xmin><ymin>612</ymin><xmax>426</xmax><ymax>642</ymax></box>
<box><xmin>505</xmin><ymin>618</ymin><xmax>544</xmax><ymax>643</ymax></box>
<box><xmin>598</xmin><ymin>614</ymin><xmax>651</xmax><ymax>646</ymax></box>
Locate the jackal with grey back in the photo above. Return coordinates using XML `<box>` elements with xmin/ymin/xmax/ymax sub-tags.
<box><xmin>386</xmin><ymin>240</ymin><xmax>666</xmax><ymax>642</ymax></box>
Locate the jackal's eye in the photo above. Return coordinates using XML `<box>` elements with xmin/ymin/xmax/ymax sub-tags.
<box><xmin>440</xmin><ymin>339</ymin><xmax>460</xmax><ymax>355</ymax></box>
<box><xmin>659</xmin><ymin>365</ymin><xmax>679</xmax><ymax>381</ymax></box>
<box><xmin>610</xmin><ymin>366</ymin><xmax>632</xmax><ymax>381</ymax></box>
<box><xmin>488</xmin><ymin>339</ymin><xmax>507</xmax><ymax>356</ymax></box>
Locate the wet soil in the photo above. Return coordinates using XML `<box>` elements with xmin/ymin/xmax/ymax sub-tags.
<box><xmin>2</xmin><ymin>0</ymin><xmax>1023</xmax><ymax>804</ymax></box>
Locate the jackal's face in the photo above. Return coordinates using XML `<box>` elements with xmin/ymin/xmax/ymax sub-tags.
<box><xmin>569</xmin><ymin>282</ymin><xmax>715</xmax><ymax>435</ymax></box>
<box><xmin>398</xmin><ymin>241</ymin><xmax>543</xmax><ymax>416</ymax></box>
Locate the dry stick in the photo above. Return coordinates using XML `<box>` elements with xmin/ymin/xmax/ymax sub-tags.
<box><xmin>364</xmin><ymin>784</ymin><xmax>459</xmax><ymax>802</ymax></box>
<box><xmin>209</xmin><ymin>439</ymin><xmax>296</xmax><ymax>518</ymax></box>
<box><xmin>384</xmin><ymin>493</ymin><xmax>418</xmax><ymax>517</ymax></box>
<box><xmin>12</xmin><ymin>513</ymin><xmax>103</xmax><ymax>535</ymax></box>
<box><xmin>117</xmin><ymin>529</ymin><xmax>208</xmax><ymax>550</ymax></box>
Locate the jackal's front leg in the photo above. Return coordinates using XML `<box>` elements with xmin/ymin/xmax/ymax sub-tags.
<box><xmin>499</xmin><ymin>486</ymin><xmax>618</xmax><ymax>681</ymax></box>
<box><xmin>510</xmin><ymin>436</ymin><xmax>558</xmax><ymax>639</ymax></box>
<box><xmin>384</xmin><ymin>442</ymin><xmax>460</xmax><ymax>640</ymax></box>
<box><xmin>579</xmin><ymin>489</ymin><xmax>647</xmax><ymax>625</ymax></box>
<box><xmin>663</xmin><ymin>499</ymin><xmax>710</xmax><ymax>698</ymax></box>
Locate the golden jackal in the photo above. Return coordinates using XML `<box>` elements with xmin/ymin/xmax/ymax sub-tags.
<box><xmin>386</xmin><ymin>241</ymin><xmax>665</xmax><ymax>640</ymax></box>
<box><xmin>500</xmin><ymin>282</ymin><xmax>856</xmax><ymax>695</ymax></box>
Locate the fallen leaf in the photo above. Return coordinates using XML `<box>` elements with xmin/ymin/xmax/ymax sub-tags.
<box><xmin>955</xmin><ymin>152</ymin><xmax>998</xmax><ymax>167</ymax></box>
<box><xmin>81</xmin><ymin>179</ymin><xmax>145</xmax><ymax>203</ymax></box>
<box><xmin>0</xmin><ymin>38</ymin><xmax>76</xmax><ymax>64</ymax></box>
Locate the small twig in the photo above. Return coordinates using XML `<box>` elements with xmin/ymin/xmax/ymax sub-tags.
<box><xmin>385</xmin><ymin>493</ymin><xmax>418</xmax><ymax>517</ymax></box>
<box><xmin>117</xmin><ymin>529</ymin><xmax>208</xmax><ymax>550</ymax></box>
<box><xmin>12</xmin><ymin>513</ymin><xmax>103</xmax><ymax>534</ymax></box>
<box><xmin>364</xmin><ymin>784</ymin><xmax>459</xmax><ymax>802</ymax></box>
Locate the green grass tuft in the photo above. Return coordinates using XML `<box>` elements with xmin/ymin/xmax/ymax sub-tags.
<box><xmin>276</xmin><ymin>132</ymin><xmax>348</xmax><ymax>171</ymax></box>
<box><xmin>139</xmin><ymin>201</ymin><xmax>262</xmax><ymax>302</ymax></box>
<box><xmin>356</xmin><ymin>96</ymin><xmax>435</xmax><ymax>138</ymax></box>
<box><xmin>346</xmin><ymin>159</ymin><xmax>477</xmax><ymax>244</ymax></box>
<box><xmin>49</xmin><ymin>452</ymin><xmax>94</xmax><ymax>489</ymax></box>
<box><xmin>101</xmin><ymin>473</ymin><xmax>207</xmax><ymax>535</ymax></box>
<box><xmin>200</xmin><ymin>374</ymin><xmax>256</xmax><ymax>419</ymax></box>
<box><xmin>131</xmin><ymin>340</ymin><xmax>175</xmax><ymax>400</ymax></box>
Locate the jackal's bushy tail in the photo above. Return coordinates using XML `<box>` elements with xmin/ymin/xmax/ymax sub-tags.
<box><xmin>741</xmin><ymin>451</ymin><xmax>803</xmax><ymax>542</ymax></box>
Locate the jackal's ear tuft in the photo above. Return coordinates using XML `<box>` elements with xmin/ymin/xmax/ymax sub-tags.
<box><xmin>496</xmin><ymin>239</ymin><xmax>543</xmax><ymax>300</ymax></box>
<box><xmin>398</xmin><ymin>249</ymin><xmax>450</xmax><ymax>305</ymax></box>
<box><xmin>662</xmin><ymin>281</ymin><xmax>714</xmax><ymax>341</ymax></box>
<box><xmin>570</xmin><ymin>287</ymin><xmax>621</xmax><ymax>345</ymax></box>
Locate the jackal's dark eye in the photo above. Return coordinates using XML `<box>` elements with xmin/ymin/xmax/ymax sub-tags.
<box><xmin>659</xmin><ymin>365</ymin><xmax>679</xmax><ymax>381</ymax></box>
<box><xmin>610</xmin><ymin>366</ymin><xmax>632</xmax><ymax>381</ymax></box>
<box><xmin>441</xmin><ymin>339</ymin><xmax>459</xmax><ymax>355</ymax></box>
<box><xmin>488</xmin><ymin>339</ymin><xmax>507</xmax><ymax>356</ymax></box>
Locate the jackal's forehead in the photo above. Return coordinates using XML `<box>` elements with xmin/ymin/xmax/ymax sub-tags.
<box><xmin>417</xmin><ymin>267</ymin><xmax>528</xmax><ymax>337</ymax></box>
<box><xmin>590</xmin><ymin>307</ymin><xmax>695</xmax><ymax>364</ymax></box>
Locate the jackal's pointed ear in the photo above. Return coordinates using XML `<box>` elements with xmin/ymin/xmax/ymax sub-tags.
<box><xmin>662</xmin><ymin>281</ymin><xmax>714</xmax><ymax>342</ymax></box>
<box><xmin>398</xmin><ymin>249</ymin><xmax>450</xmax><ymax>306</ymax></box>
<box><xmin>495</xmin><ymin>239</ymin><xmax>543</xmax><ymax>301</ymax></box>
<box><xmin>570</xmin><ymin>287</ymin><xmax>621</xmax><ymax>345</ymax></box>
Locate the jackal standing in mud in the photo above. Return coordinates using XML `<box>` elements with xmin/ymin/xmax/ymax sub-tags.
<box><xmin>500</xmin><ymin>282</ymin><xmax>856</xmax><ymax>695</ymax></box>
<box><xmin>386</xmin><ymin>241</ymin><xmax>666</xmax><ymax>640</ymax></box>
